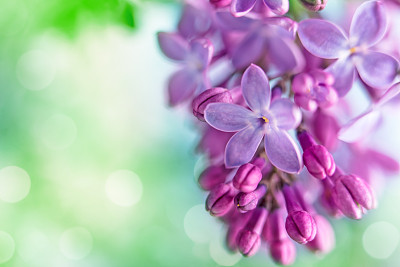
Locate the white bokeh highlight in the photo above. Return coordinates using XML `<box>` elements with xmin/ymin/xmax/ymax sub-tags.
<box><xmin>59</xmin><ymin>227</ymin><xmax>93</xmax><ymax>260</ymax></box>
<box><xmin>16</xmin><ymin>50</ymin><xmax>56</xmax><ymax>90</ymax></box>
<box><xmin>363</xmin><ymin>221</ymin><xmax>400</xmax><ymax>259</ymax></box>
<box><xmin>38</xmin><ymin>114</ymin><xmax>77</xmax><ymax>150</ymax></box>
<box><xmin>0</xmin><ymin>166</ymin><xmax>31</xmax><ymax>203</ymax></box>
<box><xmin>0</xmin><ymin>231</ymin><xmax>15</xmax><ymax>264</ymax></box>
<box><xmin>105</xmin><ymin>170</ymin><xmax>143</xmax><ymax>207</ymax></box>
<box><xmin>184</xmin><ymin>204</ymin><xmax>220</xmax><ymax>243</ymax></box>
<box><xmin>209</xmin><ymin>230</ymin><xmax>242</xmax><ymax>266</ymax></box>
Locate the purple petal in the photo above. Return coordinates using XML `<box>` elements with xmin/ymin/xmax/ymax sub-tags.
<box><xmin>263</xmin><ymin>0</ymin><xmax>289</xmax><ymax>15</ymax></box>
<box><xmin>215</xmin><ymin>11</ymin><xmax>255</xmax><ymax>32</ymax></box>
<box><xmin>270</xmin><ymin>99</ymin><xmax>302</xmax><ymax>130</ymax></box>
<box><xmin>298</xmin><ymin>19</ymin><xmax>349</xmax><ymax>59</ymax></box>
<box><xmin>231</xmin><ymin>0</ymin><xmax>257</xmax><ymax>17</ymax></box>
<box><xmin>355</xmin><ymin>51</ymin><xmax>398</xmax><ymax>89</ymax></box>
<box><xmin>376</xmin><ymin>82</ymin><xmax>400</xmax><ymax>107</ymax></box>
<box><xmin>232</xmin><ymin>31</ymin><xmax>265</xmax><ymax>69</ymax></box>
<box><xmin>189</xmin><ymin>39</ymin><xmax>214</xmax><ymax>71</ymax></box>
<box><xmin>157</xmin><ymin>32</ymin><xmax>189</xmax><ymax>61</ymax></box>
<box><xmin>264</xmin><ymin>128</ymin><xmax>302</xmax><ymax>173</ymax></box>
<box><xmin>338</xmin><ymin>109</ymin><xmax>381</xmax><ymax>143</ymax></box>
<box><xmin>205</xmin><ymin>103</ymin><xmax>258</xmax><ymax>132</ymax></box>
<box><xmin>178</xmin><ymin>4</ymin><xmax>212</xmax><ymax>39</ymax></box>
<box><xmin>168</xmin><ymin>70</ymin><xmax>198</xmax><ymax>106</ymax></box>
<box><xmin>349</xmin><ymin>0</ymin><xmax>387</xmax><ymax>47</ymax></box>
<box><xmin>326</xmin><ymin>57</ymin><xmax>355</xmax><ymax>97</ymax></box>
<box><xmin>241</xmin><ymin>64</ymin><xmax>270</xmax><ymax>114</ymax></box>
<box><xmin>267</xmin><ymin>37</ymin><xmax>305</xmax><ymax>76</ymax></box>
<box><xmin>225</xmin><ymin>125</ymin><xmax>264</xmax><ymax>168</ymax></box>
<box><xmin>368</xmin><ymin>149</ymin><xmax>400</xmax><ymax>173</ymax></box>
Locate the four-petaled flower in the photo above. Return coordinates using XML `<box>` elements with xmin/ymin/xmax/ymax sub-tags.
<box><xmin>205</xmin><ymin>64</ymin><xmax>302</xmax><ymax>173</ymax></box>
<box><xmin>298</xmin><ymin>0</ymin><xmax>399</xmax><ymax>96</ymax></box>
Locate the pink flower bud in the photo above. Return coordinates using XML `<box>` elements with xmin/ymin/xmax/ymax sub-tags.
<box><xmin>198</xmin><ymin>164</ymin><xmax>230</xmax><ymax>191</ymax></box>
<box><xmin>269</xmin><ymin>239</ymin><xmax>296</xmax><ymax>265</ymax></box>
<box><xmin>235</xmin><ymin>184</ymin><xmax>267</xmax><ymax>213</ymax></box>
<box><xmin>237</xmin><ymin>208</ymin><xmax>267</xmax><ymax>256</ymax></box>
<box><xmin>192</xmin><ymin>87</ymin><xmax>233</xmax><ymax>121</ymax></box>
<box><xmin>206</xmin><ymin>182</ymin><xmax>237</xmax><ymax>216</ymax></box>
<box><xmin>232</xmin><ymin>163</ymin><xmax>262</xmax><ymax>193</ymax></box>
<box><xmin>306</xmin><ymin>215</ymin><xmax>335</xmax><ymax>254</ymax></box>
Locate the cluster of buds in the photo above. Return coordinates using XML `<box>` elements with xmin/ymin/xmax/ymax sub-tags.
<box><xmin>158</xmin><ymin>0</ymin><xmax>400</xmax><ymax>264</ymax></box>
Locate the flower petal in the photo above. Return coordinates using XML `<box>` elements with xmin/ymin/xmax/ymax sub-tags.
<box><xmin>178</xmin><ymin>3</ymin><xmax>212</xmax><ymax>39</ymax></box>
<box><xmin>326</xmin><ymin>57</ymin><xmax>355</xmax><ymax>97</ymax></box>
<box><xmin>232</xmin><ymin>31</ymin><xmax>265</xmax><ymax>69</ymax></box>
<box><xmin>338</xmin><ymin>109</ymin><xmax>381</xmax><ymax>143</ymax></box>
<box><xmin>189</xmin><ymin>39</ymin><xmax>214</xmax><ymax>70</ymax></box>
<box><xmin>349</xmin><ymin>0</ymin><xmax>387</xmax><ymax>47</ymax></box>
<box><xmin>376</xmin><ymin>82</ymin><xmax>400</xmax><ymax>107</ymax></box>
<box><xmin>355</xmin><ymin>51</ymin><xmax>399</xmax><ymax>89</ymax></box>
<box><xmin>263</xmin><ymin>0</ymin><xmax>289</xmax><ymax>15</ymax></box>
<box><xmin>368</xmin><ymin>149</ymin><xmax>400</xmax><ymax>173</ymax></box>
<box><xmin>241</xmin><ymin>64</ymin><xmax>270</xmax><ymax>114</ymax></box>
<box><xmin>231</xmin><ymin>0</ymin><xmax>257</xmax><ymax>17</ymax></box>
<box><xmin>168</xmin><ymin>69</ymin><xmax>198</xmax><ymax>106</ymax></box>
<box><xmin>205</xmin><ymin>103</ymin><xmax>258</xmax><ymax>132</ymax></box>
<box><xmin>225</xmin><ymin>125</ymin><xmax>264</xmax><ymax>168</ymax></box>
<box><xmin>264</xmin><ymin>128</ymin><xmax>302</xmax><ymax>173</ymax></box>
<box><xmin>298</xmin><ymin>19</ymin><xmax>349</xmax><ymax>59</ymax></box>
<box><xmin>269</xmin><ymin>99</ymin><xmax>302</xmax><ymax>130</ymax></box>
<box><xmin>157</xmin><ymin>32</ymin><xmax>189</xmax><ymax>61</ymax></box>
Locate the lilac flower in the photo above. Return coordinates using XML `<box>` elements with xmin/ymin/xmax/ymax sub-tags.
<box><xmin>235</xmin><ymin>184</ymin><xmax>267</xmax><ymax>213</ymax></box>
<box><xmin>298</xmin><ymin>1</ymin><xmax>399</xmax><ymax>96</ymax></box>
<box><xmin>192</xmin><ymin>87</ymin><xmax>233</xmax><ymax>121</ymax></box>
<box><xmin>232</xmin><ymin>163</ymin><xmax>263</xmax><ymax>192</ymax></box>
<box><xmin>178</xmin><ymin>1</ymin><xmax>214</xmax><ymax>39</ymax></box>
<box><xmin>292</xmin><ymin>69</ymin><xmax>338</xmax><ymax>111</ymax></box>
<box><xmin>205</xmin><ymin>64</ymin><xmax>302</xmax><ymax>172</ymax></box>
<box><xmin>206</xmin><ymin>182</ymin><xmax>238</xmax><ymax>216</ymax></box>
<box><xmin>231</xmin><ymin>0</ymin><xmax>289</xmax><ymax>17</ymax></box>
<box><xmin>157</xmin><ymin>33</ymin><xmax>213</xmax><ymax>106</ymax></box>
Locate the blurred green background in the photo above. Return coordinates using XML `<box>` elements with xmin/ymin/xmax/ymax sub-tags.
<box><xmin>0</xmin><ymin>0</ymin><xmax>399</xmax><ymax>266</ymax></box>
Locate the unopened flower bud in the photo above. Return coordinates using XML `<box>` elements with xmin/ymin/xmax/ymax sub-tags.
<box><xmin>192</xmin><ymin>87</ymin><xmax>233</xmax><ymax>121</ymax></box>
<box><xmin>210</xmin><ymin>0</ymin><xmax>231</xmax><ymax>7</ymax></box>
<box><xmin>312</xmin><ymin>110</ymin><xmax>339</xmax><ymax>150</ymax></box>
<box><xmin>320</xmin><ymin>178</ymin><xmax>343</xmax><ymax>217</ymax></box>
<box><xmin>270</xmin><ymin>239</ymin><xmax>296</xmax><ymax>265</ymax></box>
<box><xmin>235</xmin><ymin>184</ymin><xmax>267</xmax><ymax>213</ymax></box>
<box><xmin>226</xmin><ymin>212</ymin><xmax>251</xmax><ymax>251</ymax></box>
<box><xmin>232</xmin><ymin>163</ymin><xmax>262</xmax><ymax>193</ymax></box>
<box><xmin>206</xmin><ymin>182</ymin><xmax>237</xmax><ymax>216</ymax></box>
<box><xmin>237</xmin><ymin>208</ymin><xmax>268</xmax><ymax>256</ymax></box>
<box><xmin>262</xmin><ymin>208</ymin><xmax>287</xmax><ymax>242</ymax></box>
<box><xmin>283</xmin><ymin>185</ymin><xmax>317</xmax><ymax>244</ymax></box>
<box><xmin>300</xmin><ymin>0</ymin><xmax>328</xmax><ymax>12</ymax></box>
<box><xmin>332</xmin><ymin>174</ymin><xmax>376</xmax><ymax>220</ymax></box>
<box><xmin>198</xmin><ymin>164</ymin><xmax>230</xmax><ymax>191</ymax></box>
<box><xmin>306</xmin><ymin>215</ymin><xmax>335</xmax><ymax>254</ymax></box>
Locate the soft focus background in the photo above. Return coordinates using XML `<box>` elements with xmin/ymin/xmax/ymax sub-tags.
<box><xmin>0</xmin><ymin>0</ymin><xmax>400</xmax><ymax>266</ymax></box>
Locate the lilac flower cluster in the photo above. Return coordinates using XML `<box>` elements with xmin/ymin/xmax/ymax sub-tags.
<box><xmin>158</xmin><ymin>0</ymin><xmax>400</xmax><ymax>264</ymax></box>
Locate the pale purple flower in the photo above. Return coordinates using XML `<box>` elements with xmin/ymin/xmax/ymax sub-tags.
<box><xmin>157</xmin><ymin>33</ymin><xmax>213</xmax><ymax>105</ymax></box>
<box><xmin>178</xmin><ymin>1</ymin><xmax>214</xmax><ymax>39</ymax></box>
<box><xmin>204</xmin><ymin>64</ymin><xmax>302</xmax><ymax>172</ymax></box>
<box><xmin>231</xmin><ymin>0</ymin><xmax>289</xmax><ymax>17</ymax></box>
<box><xmin>298</xmin><ymin>1</ymin><xmax>399</xmax><ymax>96</ymax></box>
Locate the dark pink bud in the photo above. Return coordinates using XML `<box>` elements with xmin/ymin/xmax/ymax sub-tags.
<box><xmin>262</xmin><ymin>208</ymin><xmax>287</xmax><ymax>242</ymax></box>
<box><xmin>206</xmin><ymin>182</ymin><xmax>237</xmax><ymax>217</ymax></box>
<box><xmin>300</xmin><ymin>0</ymin><xmax>327</xmax><ymax>11</ymax></box>
<box><xmin>237</xmin><ymin>208</ymin><xmax>267</xmax><ymax>257</ymax></box>
<box><xmin>209</xmin><ymin>0</ymin><xmax>231</xmax><ymax>7</ymax></box>
<box><xmin>232</xmin><ymin>163</ymin><xmax>262</xmax><ymax>193</ymax></box>
<box><xmin>235</xmin><ymin>184</ymin><xmax>267</xmax><ymax>213</ymax></box>
<box><xmin>283</xmin><ymin>186</ymin><xmax>317</xmax><ymax>244</ymax></box>
<box><xmin>226</xmin><ymin>212</ymin><xmax>252</xmax><ymax>251</ymax></box>
<box><xmin>198</xmin><ymin>164</ymin><xmax>230</xmax><ymax>191</ymax></box>
<box><xmin>332</xmin><ymin>174</ymin><xmax>376</xmax><ymax>220</ymax></box>
<box><xmin>306</xmin><ymin>215</ymin><xmax>335</xmax><ymax>254</ymax></box>
<box><xmin>320</xmin><ymin>178</ymin><xmax>343</xmax><ymax>218</ymax></box>
<box><xmin>312</xmin><ymin>110</ymin><xmax>339</xmax><ymax>150</ymax></box>
<box><xmin>269</xmin><ymin>239</ymin><xmax>296</xmax><ymax>265</ymax></box>
<box><xmin>192</xmin><ymin>87</ymin><xmax>233</xmax><ymax>121</ymax></box>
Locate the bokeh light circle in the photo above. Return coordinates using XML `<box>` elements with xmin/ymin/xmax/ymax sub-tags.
<box><xmin>0</xmin><ymin>231</ymin><xmax>15</xmax><ymax>264</ymax></box>
<box><xmin>363</xmin><ymin>221</ymin><xmax>399</xmax><ymax>259</ymax></box>
<box><xmin>183</xmin><ymin>204</ymin><xmax>219</xmax><ymax>243</ymax></box>
<box><xmin>105</xmin><ymin>170</ymin><xmax>143</xmax><ymax>207</ymax></box>
<box><xmin>209</xmin><ymin>231</ymin><xmax>241</xmax><ymax>266</ymax></box>
<box><xmin>0</xmin><ymin>166</ymin><xmax>31</xmax><ymax>203</ymax></box>
<box><xmin>16</xmin><ymin>50</ymin><xmax>56</xmax><ymax>90</ymax></box>
<box><xmin>38</xmin><ymin>114</ymin><xmax>77</xmax><ymax>150</ymax></box>
<box><xmin>59</xmin><ymin>227</ymin><xmax>93</xmax><ymax>260</ymax></box>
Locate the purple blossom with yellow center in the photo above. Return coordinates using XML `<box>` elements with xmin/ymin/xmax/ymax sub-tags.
<box><xmin>204</xmin><ymin>64</ymin><xmax>302</xmax><ymax>172</ymax></box>
<box><xmin>298</xmin><ymin>0</ymin><xmax>399</xmax><ymax>96</ymax></box>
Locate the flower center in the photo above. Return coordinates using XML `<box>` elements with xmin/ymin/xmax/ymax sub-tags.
<box><xmin>262</xmin><ymin>116</ymin><xmax>269</xmax><ymax>123</ymax></box>
<box><xmin>350</xmin><ymin>47</ymin><xmax>358</xmax><ymax>54</ymax></box>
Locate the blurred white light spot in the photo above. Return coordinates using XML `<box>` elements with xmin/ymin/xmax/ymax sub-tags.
<box><xmin>59</xmin><ymin>227</ymin><xmax>93</xmax><ymax>260</ymax></box>
<box><xmin>209</xmin><ymin>230</ymin><xmax>241</xmax><ymax>266</ymax></box>
<box><xmin>16</xmin><ymin>50</ymin><xmax>56</xmax><ymax>90</ymax></box>
<box><xmin>0</xmin><ymin>231</ymin><xmax>15</xmax><ymax>263</ymax></box>
<box><xmin>0</xmin><ymin>166</ymin><xmax>30</xmax><ymax>203</ymax></box>
<box><xmin>105</xmin><ymin>170</ymin><xmax>142</xmax><ymax>207</ymax></box>
<box><xmin>18</xmin><ymin>230</ymin><xmax>49</xmax><ymax>263</ymax></box>
<box><xmin>38</xmin><ymin>114</ymin><xmax>77</xmax><ymax>150</ymax></box>
<box><xmin>183</xmin><ymin>204</ymin><xmax>219</xmax><ymax>243</ymax></box>
<box><xmin>363</xmin><ymin>221</ymin><xmax>399</xmax><ymax>259</ymax></box>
